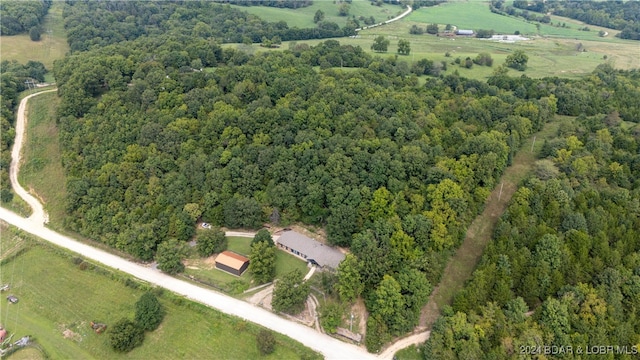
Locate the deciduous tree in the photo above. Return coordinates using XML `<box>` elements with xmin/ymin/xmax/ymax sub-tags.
<box><xmin>249</xmin><ymin>240</ymin><xmax>276</xmax><ymax>284</ymax></box>
<box><xmin>272</xmin><ymin>269</ymin><xmax>310</xmax><ymax>314</ymax></box>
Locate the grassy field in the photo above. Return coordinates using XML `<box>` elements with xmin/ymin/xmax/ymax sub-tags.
<box><xmin>0</xmin><ymin>1</ymin><xmax>69</xmax><ymax>71</ymax></box>
<box><xmin>230</xmin><ymin>0</ymin><xmax>636</xmax><ymax>79</ymax></box>
<box><xmin>419</xmin><ymin>115</ymin><xmax>565</xmax><ymax>329</ymax></box>
<box><xmin>18</xmin><ymin>91</ymin><xmax>67</xmax><ymax>226</ymax></box>
<box><xmin>0</xmin><ymin>224</ymin><xmax>319</xmax><ymax>360</ymax></box>
<box><xmin>231</xmin><ymin>0</ymin><xmax>403</xmax><ymax>29</ymax></box>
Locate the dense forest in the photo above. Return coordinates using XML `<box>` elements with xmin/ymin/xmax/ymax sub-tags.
<box><xmin>513</xmin><ymin>0</ymin><xmax>640</xmax><ymax>40</ymax></box>
<box><xmin>425</xmin><ymin>66</ymin><xmax>640</xmax><ymax>359</ymax></box>
<box><xmin>62</xmin><ymin>0</ymin><xmax>357</xmax><ymax>53</ymax></box>
<box><xmin>0</xmin><ymin>60</ymin><xmax>47</xmax><ymax>203</ymax></box>
<box><xmin>0</xmin><ymin>0</ymin><xmax>51</xmax><ymax>35</ymax></box>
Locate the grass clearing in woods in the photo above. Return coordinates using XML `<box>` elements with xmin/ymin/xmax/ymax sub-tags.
<box><xmin>419</xmin><ymin>116</ymin><xmax>564</xmax><ymax>329</ymax></box>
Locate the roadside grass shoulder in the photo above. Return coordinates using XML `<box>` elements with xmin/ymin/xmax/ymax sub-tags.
<box><xmin>0</xmin><ymin>1</ymin><xmax>69</xmax><ymax>70</ymax></box>
<box><xmin>18</xmin><ymin>91</ymin><xmax>67</xmax><ymax>226</ymax></box>
<box><xmin>0</xmin><ymin>224</ymin><xmax>319</xmax><ymax>360</ymax></box>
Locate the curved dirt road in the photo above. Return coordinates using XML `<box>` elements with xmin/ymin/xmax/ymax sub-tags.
<box><xmin>10</xmin><ymin>89</ymin><xmax>57</xmax><ymax>224</ymax></box>
<box><xmin>1</xmin><ymin>90</ymin><xmax>375</xmax><ymax>360</ymax></box>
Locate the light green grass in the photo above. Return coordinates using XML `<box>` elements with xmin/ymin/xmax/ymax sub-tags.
<box><xmin>395</xmin><ymin>344</ymin><xmax>423</xmax><ymax>360</ymax></box>
<box><xmin>231</xmin><ymin>0</ymin><xmax>403</xmax><ymax>29</ymax></box>
<box><xmin>0</xmin><ymin>225</ymin><xmax>319</xmax><ymax>360</ymax></box>
<box><xmin>275</xmin><ymin>250</ymin><xmax>309</xmax><ymax>278</ymax></box>
<box><xmin>18</xmin><ymin>91</ymin><xmax>67</xmax><ymax>226</ymax></box>
<box><xmin>0</xmin><ymin>1</ymin><xmax>69</xmax><ymax>71</ymax></box>
<box><xmin>227</xmin><ymin>236</ymin><xmax>253</xmax><ymax>255</ymax></box>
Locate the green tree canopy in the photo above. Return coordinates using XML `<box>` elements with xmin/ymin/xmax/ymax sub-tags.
<box><xmin>196</xmin><ymin>228</ymin><xmax>227</xmax><ymax>257</ymax></box>
<box><xmin>371</xmin><ymin>36</ymin><xmax>389</xmax><ymax>52</ymax></box>
<box><xmin>249</xmin><ymin>240</ymin><xmax>276</xmax><ymax>284</ymax></box>
<box><xmin>156</xmin><ymin>239</ymin><xmax>187</xmax><ymax>275</ymax></box>
<box><xmin>135</xmin><ymin>292</ymin><xmax>165</xmax><ymax>331</ymax></box>
<box><xmin>272</xmin><ymin>269</ymin><xmax>310</xmax><ymax>314</ymax></box>
<box><xmin>108</xmin><ymin>318</ymin><xmax>144</xmax><ymax>352</ymax></box>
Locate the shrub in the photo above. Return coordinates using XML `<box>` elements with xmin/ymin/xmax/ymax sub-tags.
<box><xmin>135</xmin><ymin>292</ymin><xmax>165</xmax><ymax>331</ymax></box>
<box><xmin>256</xmin><ymin>329</ymin><xmax>276</xmax><ymax>355</ymax></box>
<box><xmin>108</xmin><ymin>318</ymin><xmax>144</xmax><ymax>352</ymax></box>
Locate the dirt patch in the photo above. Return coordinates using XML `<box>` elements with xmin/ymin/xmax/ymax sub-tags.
<box><xmin>62</xmin><ymin>328</ymin><xmax>82</xmax><ymax>342</ymax></box>
<box><xmin>351</xmin><ymin>298</ymin><xmax>368</xmax><ymax>335</ymax></box>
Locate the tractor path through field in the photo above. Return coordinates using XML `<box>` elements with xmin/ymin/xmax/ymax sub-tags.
<box><xmin>418</xmin><ymin>119</ymin><xmax>562</xmax><ymax>330</ymax></box>
<box><xmin>1</xmin><ymin>90</ymin><xmax>375</xmax><ymax>360</ymax></box>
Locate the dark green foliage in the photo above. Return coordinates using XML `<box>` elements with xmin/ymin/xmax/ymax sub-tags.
<box><xmin>428</xmin><ymin>112</ymin><xmax>640</xmax><ymax>357</ymax></box>
<box><xmin>426</xmin><ymin>23</ymin><xmax>438</xmax><ymax>35</ymax></box>
<box><xmin>505</xmin><ymin>50</ymin><xmax>528</xmax><ymax>71</ymax></box>
<box><xmin>313</xmin><ymin>9</ymin><xmax>325</xmax><ymax>24</ymax></box>
<box><xmin>409</xmin><ymin>25</ymin><xmax>424</xmax><ymax>35</ymax></box>
<box><xmin>155</xmin><ymin>239</ymin><xmax>187</xmax><ymax>275</ymax></box>
<box><xmin>108</xmin><ymin>318</ymin><xmax>144</xmax><ymax>352</ymax></box>
<box><xmin>371</xmin><ymin>36</ymin><xmax>389</xmax><ymax>52</ymax></box>
<box><xmin>1</xmin><ymin>60</ymin><xmax>48</xmax><ymax>206</ymax></box>
<box><xmin>249</xmin><ymin>240</ymin><xmax>276</xmax><ymax>284</ymax></box>
<box><xmin>336</xmin><ymin>254</ymin><xmax>363</xmax><ymax>302</ymax></box>
<box><xmin>319</xmin><ymin>302</ymin><xmax>343</xmax><ymax>334</ymax></box>
<box><xmin>251</xmin><ymin>229</ymin><xmax>274</xmax><ymax>247</ymax></box>
<box><xmin>196</xmin><ymin>228</ymin><xmax>227</xmax><ymax>257</ymax></box>
<box><xmin>475</xmin><ymin>29</ymin><xmax>495</xmax><ymax>38</ymax></box>
<box><xmin>61</xmin><ymin>1</ymin><xmax>351</xmax><ymax>53</ymax></box>
<box><xmin>256</xmin><ymin>329</ymin><xmax>276</xmax><ymax>355</ymax></box>
<box><xmin>29</xmin><ymin>26</ymin><xmax>41</xmax><ymax>41</ymax></box>
<box><xmin>0</xmin><ymin>0</ymin><xmax>50</xmax><ymax>36</ymax></box>
<box><xmin>473</xmin><ymin>53</ymin><xmax>493</xmax><ymax>67</ymax></box>
<box><xmin>135</xmin><ymin>292</ymin><xmax>165</xmax><ymax>331</ymax></box>
<box><xmin>397</xmin><ymin>40</ymin><xmax>410</xmax><ymax>56</ymax></box>
<box><xmin>272</xmin><ymin>269</ymin><xmax>310</xmax><ymax>314</ymax></box>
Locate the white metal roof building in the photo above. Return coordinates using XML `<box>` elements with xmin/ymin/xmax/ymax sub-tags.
<box><xmin>276</xmin><ymin>231</ymin><xmax>345</xmax><ymax>269</ymax></box>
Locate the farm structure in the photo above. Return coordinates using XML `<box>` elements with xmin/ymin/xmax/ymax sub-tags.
<box><xmin>276</xmin><ymin>231</ymin><xmax>345</xmax><ymax>270</ymax></box>
<box><xmin>456</xmin><ymin>29</ymin><xmax>474</xmax><ymax>36</ymax></box>
<box><xmin>215</xmin><ymin>251</ymin><xmax>250</xmax><ymax>276</ymax></box>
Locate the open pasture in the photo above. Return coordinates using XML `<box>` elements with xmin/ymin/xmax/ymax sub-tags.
<box><xmin>0</xmin><ymin>225</ymin><xmax>318</xmax><ymax>359</ymax></box>
<box><xmin>0</xmin><ymin>2</ymin><xmax>69</xmax><ymax>71</ymax></box>
<box><xmin>230</xmin><ymin>0</ymin><xmax>403</xmax><ymax>29</ymax></box>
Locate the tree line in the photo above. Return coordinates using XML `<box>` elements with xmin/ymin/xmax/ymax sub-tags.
<box><xmin>0</xmin><ymin>60</ymin><xmax>47</xmax><ymax>203</ymax></box>
<box><xmin>513</xmin><ymin>0</ymin><xmax>640</xmax><ymax>40</ymax></box>
<box><xmin>0</xmin><ymin>0</ymin><xmax>51</xmax><ymax>36</ymax></box>
<box><xmin>61</xmin><ymin>0</ymin><xmax>356</xmax><ymax>53</ymax></box>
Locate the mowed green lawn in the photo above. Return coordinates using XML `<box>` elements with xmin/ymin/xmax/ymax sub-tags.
<box><xmin>0</xmin><ymin>1</ymin><xmax>69</xmax><ymax>71</ymax></box>
<box><xmin>231</xmin><ymin>0</ymin><xmax>403</xmax><ymax>29</ymax></box>
<box><xmin>0</xmin><ymin>226</ymin><xmax>319</xmax><ymax>360</ymax></box>
<box><xmin>18</xmin><ymin>91</ymin><xmax>67</xmax><ymax>226</ymax></box>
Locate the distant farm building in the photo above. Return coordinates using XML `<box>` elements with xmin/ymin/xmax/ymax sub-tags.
<box><xmin>276</xmin><ymin>231</ymin><xmax>345</xmax><ymax>269</ymax></box>
<box><xmin>456</xmin><ymin>29</ymin><xmax>474</xmax><ymax>36</ymax></box>
<box><xmin>215</xmin><ymin>251</ymin><xmax>250</xmax><ymax>276</ymax></box>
